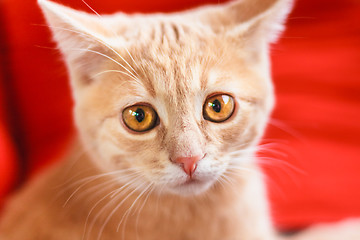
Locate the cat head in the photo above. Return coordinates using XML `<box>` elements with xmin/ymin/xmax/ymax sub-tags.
<box><xmin>39</xmin><ymin>0</ymin><xmax>293</xmax><ymax>196</ymax></box>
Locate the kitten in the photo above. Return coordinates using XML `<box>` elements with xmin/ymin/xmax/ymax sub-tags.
<box><xmin>0</xmin><ymin>0</ymin><xmax>359</xmax><ymax>239</ymax></box>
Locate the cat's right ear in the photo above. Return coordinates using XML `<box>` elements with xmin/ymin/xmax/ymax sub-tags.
<box><xmin>197</xmin><ymin>0</ymin><xmax>294</xmax><ymax>62</ymax></box>
<box><xmin>38</xmin><ymin>0</ymin><xmax>119</xmax><ymax>75</ymax></box>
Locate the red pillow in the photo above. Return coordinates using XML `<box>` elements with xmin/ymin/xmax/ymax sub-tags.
<box><xmin>0</xmin><ymin>68</ymin><xmax>17</xmax><ymax>204</ymax></box>
<box><xmin>1</xmin><ymin>0</ymin><xmax>359</xmax><ymax>230</ymax></box>
<box><xmin>0</xmin><ymin>121</ymin><xmax>17</xmax><ymax>203</ymax></box>
<box><xmin>265</xmin><ymin>0</ymin><xmax>360</xmax><ymax>229</ymax></box>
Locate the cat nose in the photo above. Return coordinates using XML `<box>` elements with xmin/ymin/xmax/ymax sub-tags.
<box><xmin>174</xmin><ymin>155</ymin><xmax>203</xmax><ymax>177</ymax></box>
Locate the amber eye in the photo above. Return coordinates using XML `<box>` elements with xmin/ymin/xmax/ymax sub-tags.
<box><xmin>203</xmin><ymin>94</ymin><xmax>235</xmax><ymax>123</ymax></box>
<box><xmin>122</xmin><ymin>105</ymin><xmax>158</xmax><ymax>132</ymax></box>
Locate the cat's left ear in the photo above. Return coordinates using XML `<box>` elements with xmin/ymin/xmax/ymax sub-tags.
<box><xmin>199</xmin><ymin>0</ymin><xmax>294</xmax><ymax>53</ymax></box>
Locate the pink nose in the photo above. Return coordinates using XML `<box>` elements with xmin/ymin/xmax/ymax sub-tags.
<box><xmin>175</xmin><ymin>155</ymin><xmax>202</xmax><ymax>177</ymax></box>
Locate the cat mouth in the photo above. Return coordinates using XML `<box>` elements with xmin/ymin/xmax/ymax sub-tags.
<box><xmin>168</xmin><ymin>176</ymin><xmax>215</xmax><ymax>196</ymax></box>
<box><xmin>180</xmin><ymin>171</ymin><xmax>220</xmax><ymax>187</ymax></box>
<box><xmin>183</xmin><ymin>178</ymin><xmax>202</xmax><ymax>185</ymax></box>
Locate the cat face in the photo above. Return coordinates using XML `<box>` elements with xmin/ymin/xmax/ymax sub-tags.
<box><xmin>39</xmin><ymin>0</ymin><xmax>292</xmax><ymax>196</ymax></box>
<box><xmin>74</xmin><ymin>36</ymin><xmax>272</xmax><ymax>196</ymax></box>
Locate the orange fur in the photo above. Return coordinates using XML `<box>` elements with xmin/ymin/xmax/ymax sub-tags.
<box><xmin>5</xmin><ymin>1</ymin><xmax>358</xmax><ymax>240</ymax></box>
<box><xmin>0</xmin><ymin>145</ymin><xmax>275</xmax><ymax>239</ymax></box>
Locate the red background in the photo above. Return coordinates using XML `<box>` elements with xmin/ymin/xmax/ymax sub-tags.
<box><xmin>0</xmin><ymin>0</ymin><xmax>359</xmax><ymax>230</ymax></box>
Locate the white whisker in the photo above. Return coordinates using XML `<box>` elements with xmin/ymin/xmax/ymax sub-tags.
<box><xmin>96</xmin><ymin>181</ymin><xmax>146</xmax><ymax>240</ymax></box>
<box><xmin>62</xmin><ymin>168</ymin><xmax>140</xmax><ymax>207</ymax></box>
<box><xmin>85</xmin><ymin>178</ymin><xmax>139</xmax><ymax>240</ymax></box>
<box><xmin>92</xmin><ymin>69</ymin><xmax>140</xmax><ymax>83</ymax></box>
<box><xmin>155</xmin><ymin>184</ymin><xmax>166</xmax><ymax>215</ymax></box>
<box><xmin>80</xmin><ymin>0</ymin><xmax>142</xmax><ymax>79</ymax></box>
<box><xmin>75</xmin><ymin>178</ymin><xmax>118</xmax><ymax>203</ymax></box>
<box><xmin>39</xmin><ymin>24</ymin><xmax>142</xmax><ymax>82</ymax></box>
<box><xmin>118</xmin><ymin>183</ymin><xmax>153</xmax><ymax>239</ymax></box>
<box><xmin>256</xmin><ymin>156</ymin><xmax>305</xmax><ymax>175</ymax></box>
<box><xmin>134</xmin><ymin>184</ymin><xmax>155</xmax><ymax>239</ymax></box>
<box><xmin>69</xmin><ymin>48</ymin><xmax>140</xmax><ymax>81</ymax></box>
<box><xmin>81</xmin><ymin>0</ymin><xmax>101</xmax><ymax>18</ymax></box>
<box><xmin>82</xmin><ymin>175</ymin><xmax>142</xmax><ymax>240</ymax></box>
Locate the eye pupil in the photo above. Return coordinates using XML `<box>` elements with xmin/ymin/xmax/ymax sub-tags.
<box><xmin>123</xmin><ymin>105</ymin><xmax>157</xmax><ymax>132</ymax></box>
<box><xmin>203</xmin><ymin>94</ymin><xmax>235</xmax><ymax>123</ymax></box>
<box><xmin>134</xmin><ymin>108</ymin><xmax>145</xmax><ymax>122</ymax></box>
<box><xmin>212</xmin><ymin>99</ymin><xmax>221</xmax><ymax>113</ymax></box>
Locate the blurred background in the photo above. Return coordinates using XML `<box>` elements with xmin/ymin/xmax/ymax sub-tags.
<box><xmin>0</xmin><ymin>0</ymin><xmax>359</xmax><ymax>231</ymax></box>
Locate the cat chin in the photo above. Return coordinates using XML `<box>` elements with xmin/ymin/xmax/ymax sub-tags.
<box><xmin>165</xmin><ymin>178</ymin><xmax>215</xmax><ymax>196</ymax></box>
